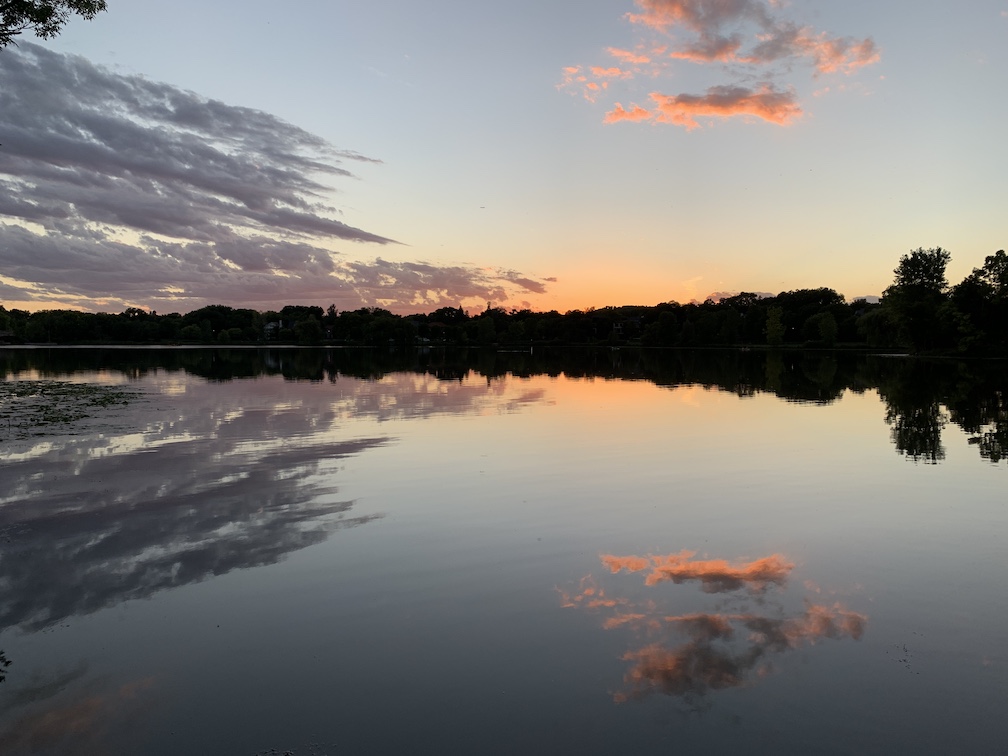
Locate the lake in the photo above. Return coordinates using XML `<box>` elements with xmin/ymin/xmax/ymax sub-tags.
<box><xmin>0</xmin><ymin>347</ymin><xmax>1005</xmax><ymax>755</ymax></box>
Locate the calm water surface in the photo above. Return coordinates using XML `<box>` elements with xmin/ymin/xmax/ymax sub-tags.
<box><xmin>0</xmin><ymin>348</ymin><xmax>1005</xmax><ymax>754</ymax></box>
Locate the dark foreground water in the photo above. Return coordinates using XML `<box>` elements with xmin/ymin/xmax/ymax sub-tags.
<box><xmin>0</xmin><ymin>348</ymin><xmax>1005</xmax><ymax>755</ymax></box>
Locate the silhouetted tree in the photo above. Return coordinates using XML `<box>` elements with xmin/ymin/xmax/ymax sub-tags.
<box><xmin>882</xmin><ymin>247</ymin><xmax>954</xmax><ymax>351</ymax></box>
<box><xmin>1</xmin><ymin>1</ymin><xmax>106</xmax><ymax>48</ymax></box>
<box><xmin>951</xmin><ymin>250</ymin><xmax>1008</xmax><ymax>353</ymax></box>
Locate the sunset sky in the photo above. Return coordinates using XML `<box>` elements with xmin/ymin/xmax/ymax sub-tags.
<box><xmin>2</xmin><ymin>1</ymin><xmax>1006</xmax><ymax>314</ymax></box>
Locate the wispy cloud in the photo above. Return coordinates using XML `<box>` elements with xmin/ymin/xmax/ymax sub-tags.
<box><xmin>0</xmin><ymin>45</ymin><xmax>390</xmax><ymax>245</ymax></box>
<box><xmin>561</xmin><ymin>0</ymin><xmax>879</xmax><ymax>129</ymax></box>
<box><xmin>0</xmin><ymin>45</ymin><xmax>551</xmax><ymax>313</ymax></box>
<box><xmin>607</xmin><ymin>47</ymin><xmax>653</xmax><ymax>65</ymax></box>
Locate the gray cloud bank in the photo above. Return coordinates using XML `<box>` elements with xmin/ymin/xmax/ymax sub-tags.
<box><xmin>0</xmin><ymin>45</ymin><xmax>550</xmax><ymax>312</ymax></box>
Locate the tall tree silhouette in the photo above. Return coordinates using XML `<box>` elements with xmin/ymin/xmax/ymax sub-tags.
<box><xmin>882</xmin><ymin>247</ymin><xmax>953</xmax><ymax>351</ymax></box>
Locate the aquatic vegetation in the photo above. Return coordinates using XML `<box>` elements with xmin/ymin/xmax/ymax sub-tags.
<box><xmin>0</xmin><ymin>381</ymin><xmax>142</xmax><ymax>440</ymax></box>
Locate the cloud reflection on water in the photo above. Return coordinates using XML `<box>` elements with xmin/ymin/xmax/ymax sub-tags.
<box><xmin>0</xmin><ymin>371</ymin><xmax>556</xmax><ymax>635</ymax></box>
<box><xmin>0</xmin><ymin>383</ymin><xmax>394</xmax><ymax>633</ymax></box>
<box><xmin>563</xmin><ymin>552</ymin><xmax>866</xmax><ymax>706</ymax></box>
<box><xmin>617</xmin><ymin>603</ymin><xmax>865</xmax><ymax>703</ymax></box>
<box><xmin>0</xmin><ymin>437</ymin><xmax>385</xmax><ymax>633</ymax></box>
<box><xmin>601</xmin><ymin>550</ymin><xmax>793</xmax><ymax>592</ymax></box>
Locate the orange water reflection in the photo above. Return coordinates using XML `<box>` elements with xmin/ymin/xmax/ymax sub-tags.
<box><xmin>563</xmin><ymin>552</ymin><xmax>866</xmax><ymax>705</ymax></box>
<box><xmin>602</xmin><ymin>550</ymin><xmax>794</xmax><ymax>592</ymax></box>
<box><xmin>0</xmin><ymin>676</ymin><xmax>154</xmax><ymax>755</ymax></box>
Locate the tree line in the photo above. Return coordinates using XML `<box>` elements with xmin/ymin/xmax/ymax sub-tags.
<box><xmin>1</xmin><ymin>247</ymin><xmax>1005</xmax><ymax>354</ymax></box>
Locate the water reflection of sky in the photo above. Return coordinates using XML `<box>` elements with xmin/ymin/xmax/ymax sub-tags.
<box><xmin>0</xmin><ymin>432</ymin><xmax>385</xmax><ymax>632</ymax></box>
<box><xmin>561</xmin><ymin>551</ymin><xmax>866</xmax><ymax>706</ymax></box>
<box><xmin>1</xmin><ymin>370</ymin><xmax>552</xmax><ymax>634</ymax></box>
<box><xmin>1</xmin><ymin>369</ymin><xmax>1005</xmax><ymax>754</ymax></box>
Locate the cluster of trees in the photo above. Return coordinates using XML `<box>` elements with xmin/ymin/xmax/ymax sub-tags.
<box><xmin>0</xmin><ymin>304</ymin><xmax>324</xmax><ymax>346</ymax></box>
<box><xmin>854</xmin><ymin>246</ymin><xmax>1008</xmax><ymax>353</ymax></box>
<box><xmin>1</xmin><ymin>248</ymin><xmax>1005</xmax><ymax>354</ymax></box>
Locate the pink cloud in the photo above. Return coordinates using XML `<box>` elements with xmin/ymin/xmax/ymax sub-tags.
<box><xmin>607</xmin><ymin>47</ymin><xmax>651</xmax><ymax>65</ymax></box>
<box><xmin>745</xmin><ymin>23</ymin><xmax>880</xmax><ymax>74</ymax></box>
<box><xmin>649</xmin><ymin>84</ymin><xmax>801</xmax><ymax>129</ymax></box>
<box><xmin>562</xmin><ymin>1</ymin><xmax>878</xmax><ymax>128</ymax></box>
<box><xmin>801</xmin><ymin>34</ymin><xmax>881</xmax><ymax>74</ymax></box>
<box><xmin>604</xmin><ymin>103</ymin><xmax>653</xmax><ymax>123</ymax></box>
<box><xmin>559</xmin><ymin>65</ymin><xmax>584</xmax><ymax>88</ymax></box>
<box><xmin>559</xmin><ymin>64</ymin><xmax>611</xmax><ymax>102</ymax></box>
<box><xmin>627</xmin><ymin>0</ymin><xmax>771</xmax><ymax>33</ymax></box>
<box><xmin>591</xmin><ymin>65</ymin><xmax>630</xmax><ymax>78</ymax></box>
<box><xmin>669</xmin><ymin>33</ymin><xmax>743</xmax><ymax>62</ymax></box>
<box><xmin>632</xmin><ymin>1</ymin><xmax>879</xmax><ymax>73</ymax></box>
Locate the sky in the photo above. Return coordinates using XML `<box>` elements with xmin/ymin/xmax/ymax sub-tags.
<box><xmin>1</xmin><ymin>0</ymin><xmax>1006</xmax><ymax>315</ymax></box>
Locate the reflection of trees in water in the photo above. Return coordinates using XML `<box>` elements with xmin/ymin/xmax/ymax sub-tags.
<box><xmin>0</xmin><ymin>411</ymin><xmax>387</xmax><ymax>632</ymax></box>
<box><xmin>870</xmin><ymin>358</ymin><xmax>1008</xmax><ymax>464</ymax></box>
<box><xmin>965</xmin><ymin>420</ymin><xmax>1008</xmax><ymax>462</ymax></box>
<box><xmin>943</xmin><ymin>365</ymin><xmax>1008</xmax><ymax>463</ymax></box>
<box><xmin>872</xmin><ymin>359</ymin><xmax>949</xmax><ymax>462</ymax></box>
<box><xmin>885</xmin><ymin>403</ymin><xmax>947</xmax><ymax>463</ymax></box>
<box><xmin>561</xmin><ymin>552</ymin><xmax>866</xmax><ymax>707</ymax></box>
<box><xmin>3</xmin><ymin>347</ymin><xmax>1008</xmax><ymax>463</ymax></box>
